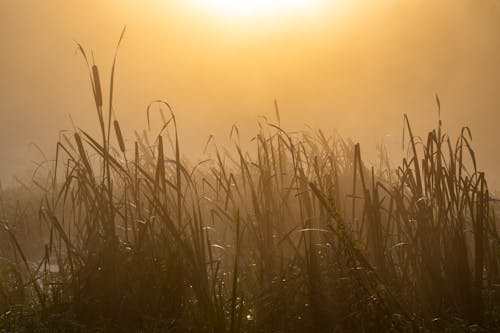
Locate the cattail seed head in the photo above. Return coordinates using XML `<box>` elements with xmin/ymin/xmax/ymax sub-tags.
<box><xmin>74</xmin><ymin>133</ymin><xmax>92</xmax><ymax>174</ymax></box>
<box><xmin>114</xmin><ymin>120</ymin><xmax>126</xmax><ymax>153</ymax></box>
<box><xmin>92</xmin><ymin>65</ymin><xmax>103</xmax><ymax>107</ymax></box>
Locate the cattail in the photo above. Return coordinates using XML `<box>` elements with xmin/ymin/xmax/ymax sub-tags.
<box><xmin>74</xmin><ymin>133</ymin><xmax>92</xmax><ymax>174</ymax></box>
<box><xmin>114</xmin><ymin>120</ymin><xmax>125</xmax><ymax>153</ymax></box>
<box><xmin>92</xmin><ymin>65</ymin><xmax>103</xmax><ymax>107</ymax></box>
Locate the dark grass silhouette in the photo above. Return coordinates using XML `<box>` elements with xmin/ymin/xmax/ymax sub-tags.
<box><xmin>0</xmin><ymin>37</ymin><xmax>499</xmax><ymax>332</ymax></box>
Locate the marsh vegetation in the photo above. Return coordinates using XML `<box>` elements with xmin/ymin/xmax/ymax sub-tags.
<box><xmin>0</xmin><ymin>45</ymin><xmax>499</xmax><ymax>332</ymax></box>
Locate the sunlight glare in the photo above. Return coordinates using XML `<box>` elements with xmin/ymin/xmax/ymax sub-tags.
<box><xmin>194</xmin><ymin>0</ymin><xmax>317</xmax><ymax>19</ymax></box>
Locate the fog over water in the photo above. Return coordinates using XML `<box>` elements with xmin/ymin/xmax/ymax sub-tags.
<box><xmin>1</xmin><ymin>0</ymin><xmax>500</xmax><ymax>191</ymax></box>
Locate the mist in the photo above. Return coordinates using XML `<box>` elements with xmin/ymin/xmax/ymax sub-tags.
<box><xmin>1</xmin><ymin>0</ymin><xmax>500</xmax><ymax>189</ymax></box>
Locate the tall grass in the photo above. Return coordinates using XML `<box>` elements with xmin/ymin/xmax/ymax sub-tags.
<box><xmin>0</xmin><ymin>42</ymin><xmax>498</xmax><ymax>332</ymax></box>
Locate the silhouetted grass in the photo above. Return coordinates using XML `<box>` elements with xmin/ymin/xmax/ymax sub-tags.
<box><xmin>0</xmin><ymin>40</ymin><xmax>499</xmax><ymax>332</ymax></box>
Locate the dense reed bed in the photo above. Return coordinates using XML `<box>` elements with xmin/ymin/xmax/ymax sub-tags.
<box><xmin>0</xmin><ymin>44</ymin><xmax>499</xmax><ymax>332</ymax></box>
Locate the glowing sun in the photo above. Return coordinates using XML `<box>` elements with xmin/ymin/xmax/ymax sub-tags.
<box><xmin>194</xmin><ymin>0</ymin><xmax>317</xmax><ymax>19</ymax></box>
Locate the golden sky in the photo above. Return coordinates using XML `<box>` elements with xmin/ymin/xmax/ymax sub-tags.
<box><xmin>1</xmin><ymin>0</ymin><xmax>500</xmax><ymax>189</ymax></box>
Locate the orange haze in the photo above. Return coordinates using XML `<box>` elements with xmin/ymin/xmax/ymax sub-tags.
<box><xmin>1</xmin><ymin>0</ymin><xmax>500</xmax><ymax>190</ymax></box>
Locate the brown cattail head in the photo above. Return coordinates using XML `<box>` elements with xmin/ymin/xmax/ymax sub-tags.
<box><xmin>114</xmin><ymin>120</ymin><xmax>126</xmax><ymax>153</ymax></box>
<box><xmin>92</xmin><ymin>65</ymin><xmax>103</xmax><ymax>107</ymax></box>
<box><xmin>74</xmin><ymin>132</ymin><xmax>93</xmax><ymax>175</ymax></box>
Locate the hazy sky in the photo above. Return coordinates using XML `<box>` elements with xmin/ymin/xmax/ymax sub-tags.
<box><xmin>1</xmin><ymin>0</ymin><xmax>500</xmax><ymax>190</ymax></box>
